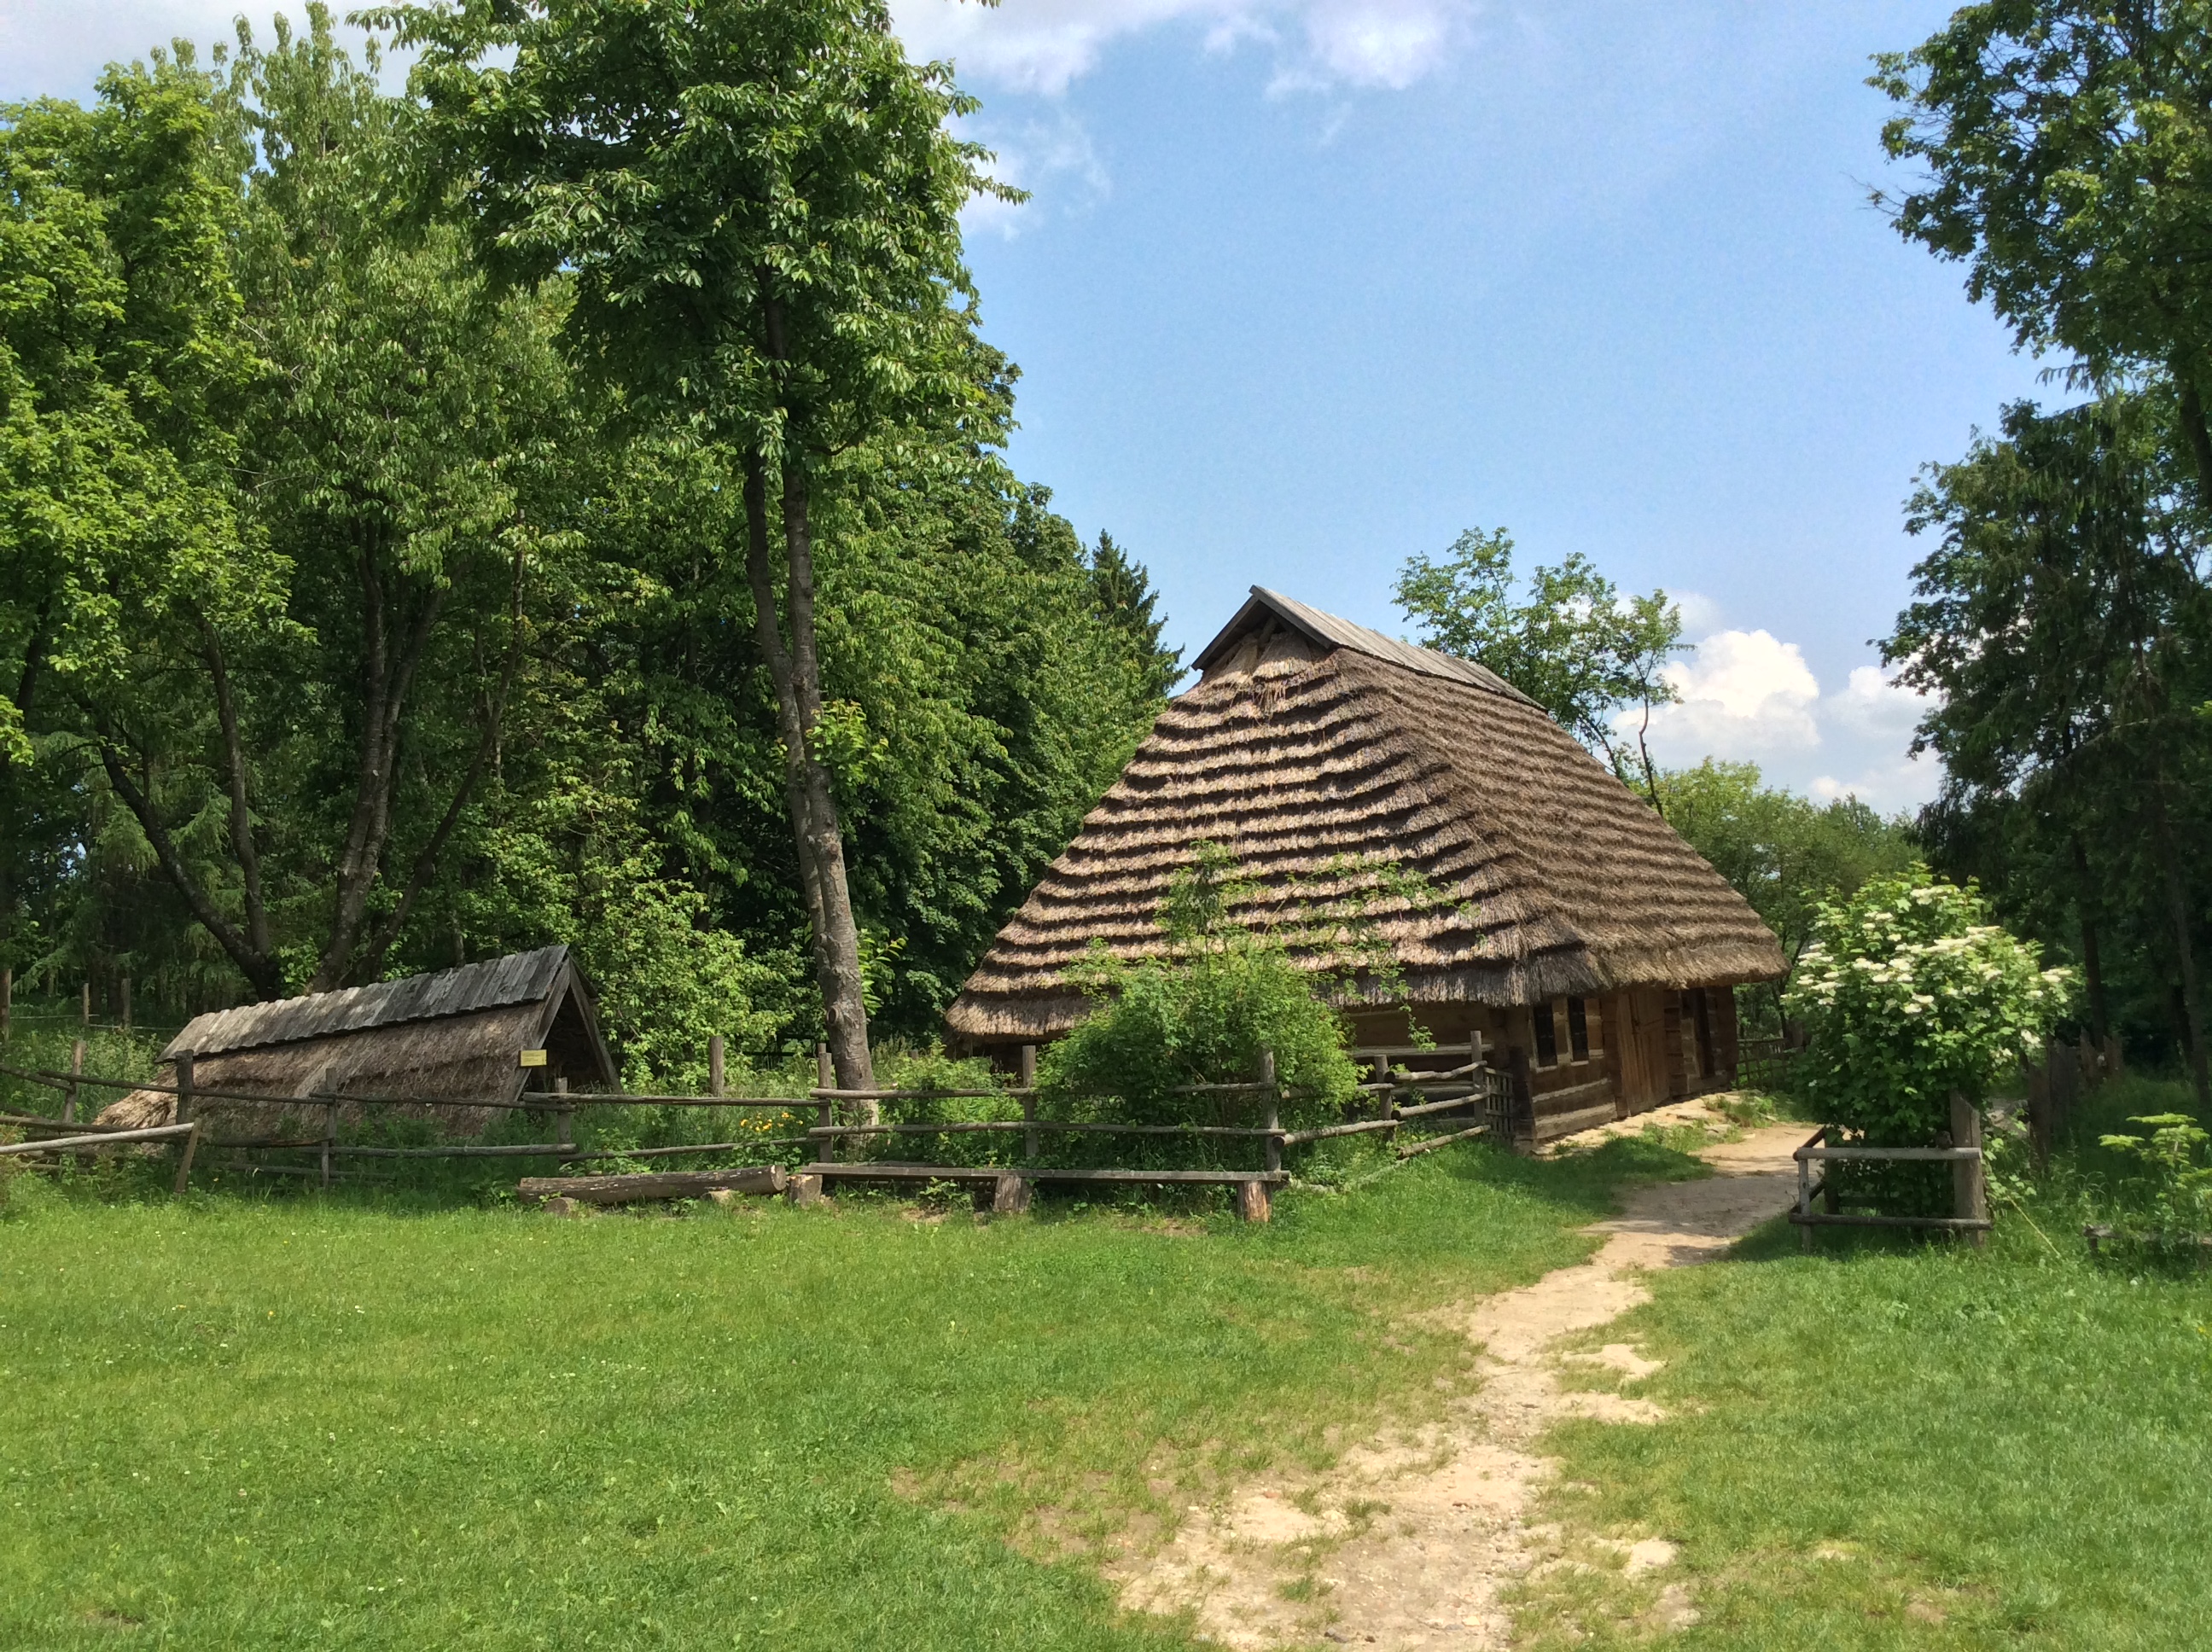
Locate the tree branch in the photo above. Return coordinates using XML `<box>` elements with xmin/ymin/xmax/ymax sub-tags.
<box><xmin>91</xmin><ymin>718</ymin><xmax>283</xmax><ymax>1000</ymax></box>
<box><xmin>198</xmin><ymin>618</ymin><xmax>271</xmax><ymax>960</ymax></box>
<box><xmin>353</xmin><ymin>545</ymin><xmax>526</xmax><ymax>981</ymax></box>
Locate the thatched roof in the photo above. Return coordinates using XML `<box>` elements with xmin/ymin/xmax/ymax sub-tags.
<box><xmin>98</xmin><ymin>946</ymin><xmax>614</xmax><ymax>1130</ymax></box>
<box><xmin>946</xmin><ymin>588</ymin><xmax>1786</xmax><ymax>1043</ymax></box>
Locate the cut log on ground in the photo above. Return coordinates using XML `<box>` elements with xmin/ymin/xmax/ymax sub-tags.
<box><xmin>517</xmin><ymin>1166</ymin><xmax>787</xmax><ymax>1206</ymax></box>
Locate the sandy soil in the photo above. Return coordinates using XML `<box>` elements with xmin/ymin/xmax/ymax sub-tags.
<box><xmin>1113</xmin><ymin>1104</ymin><xmax>1804</xmax><ymax>1648</ymax></box>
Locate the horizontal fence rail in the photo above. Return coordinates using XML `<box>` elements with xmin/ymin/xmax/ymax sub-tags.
<box><xmin>0</xmin><ymin>1038</ymin><xmax>1514</xmax><ymax>1215</ymax></box>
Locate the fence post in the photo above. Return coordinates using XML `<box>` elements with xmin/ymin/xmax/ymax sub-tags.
<box><xmin>1260</xmin><ymin>1047</ymin><xmax>1281</xmax><ymax>1176</ymax></box>
<box><xmin>2026</xmin><ymin>1057</ymin><xmax>2052</xmax><ymax>1167</ymax></box>
<box><xmin>2</xmin><ymin>964</ymin><xmax>11</xmax><ymax>1043</ymax></box>
<box><xmin>172</xmin><ymin>1051</ymin><xmax>198</xmax><ymax>1197</ymax></box>
<box><xmin>1506</xmin><ymin>1046</ymin><xmax>1534</xmax><ymax>1153</ymax></box>
<box><xmin>815</xmin><ymin>1044</ymin><xmax>836</xmax><ymax>1165</ymax></box>
<box><xmin>81</xmin><ymin>981</ymin><xmax>90</xmax><ymax>1027</ymax></box>
<box><xmin>555</xmin><ymin>1075</ymin><xmax>573</xmax><ymax>1157</ymax></box>
<box><xmin>1020</xmin><ymin>1044</ymin><xmax>1038</xmax><ymax>1163</ymax></box>
<box><xmin>321</xmin><ymin>1096</ymin><xmax>337</xmax><ymax>1191</ymax></box>
<box><xmin>172</xmin><ymin>1121</ymin><xmax>201</xmax><ymax>1197</ymax></box>
<box><xmin>120</xmin><ymin>974</ymin><xmax>131</xmax><ymax>1032</ymax></box>
<box><xmin>1951</xmin><ymin>1091</ymin><xmax>1988</xmax><ymax>1249</ymax></box>
<box><xmin>64</xmin><ymin>1038</ymin><xmax>84</xmax><ymax>1124</ymax></box>
<box><xmin>709</xmin><ymin>1036</ymin><xmax>725</xmax><ymax>1100</ymax></box>
<box><xmin>1798</xmin><ymin>1131</ymin><xmax>1814</xmax><ymax>1253</ymax></box>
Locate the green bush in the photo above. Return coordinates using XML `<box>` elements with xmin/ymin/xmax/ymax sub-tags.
<box><xmin>1784</xmin><ymin>868</ymin><xmax>2069</xmax><ymax>1213</ymax></box>
<box><xmin>1034</xmin><ymin>845</ymin><xmax>1363</xmax><ymax>1169</ymax></box>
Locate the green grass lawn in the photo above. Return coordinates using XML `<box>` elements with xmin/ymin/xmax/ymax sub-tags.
<box><xmin>1518</xmin><ymin>1078</ymin><xmax>2212</xmax><ymax>1650</ymax></box>
<box><xmin>0</xmin><ymin>1135</ymin><xmax>1700</xmax><ymax>1650</ymax></box>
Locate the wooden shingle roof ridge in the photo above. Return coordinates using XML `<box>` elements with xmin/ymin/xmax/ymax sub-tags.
<box><xmin>162</xmin><ymin>945</ymin><xmax>580</xmax><ymax>1059</ymax></box>
<box><xmin>946</xmin><ymin>605</ymin><xmax>1786</xmax><ymax>1042</ymax></box>
<box><xmin>1191</xmin><ymin>585</ymin><xmax>1541</xmax><ymax>708</ymax></box>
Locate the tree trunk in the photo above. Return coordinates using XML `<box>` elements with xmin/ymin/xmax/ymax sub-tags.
<box><xmin>310</xmin><ymin>544</ymin><xmax>445</xmax><ymax>992</ymax></box>
<box><xmin>2070</xmin><ymin>833</ymin><xmax>2110</xmax><ymax>1039</ymax></box>
<box><xmin>741</xmin><ymin>455</ymin><xmax>875</xmax><ymax>1091</ymax></box>
<box><xmin>2174</xmin><ymin>369</ymin><xmax>2212</xmax><ymax>497</ymax></box>
<box><xmin>2146</xmin><ymin>782</ymin><xmax>2210</xmax><ymax>1108</ymax></box>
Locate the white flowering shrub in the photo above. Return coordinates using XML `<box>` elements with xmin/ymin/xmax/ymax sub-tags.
<box><xmin>1784</xmin><ymin>870</ymin><xmax>2071</xmax><ymax>1143</ymax></box>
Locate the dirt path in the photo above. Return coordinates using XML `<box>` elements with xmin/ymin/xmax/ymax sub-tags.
<box><xmin>1115</xmin><ymin>1108</ymin><xmax>1804</xmax><ymax>1649</ymax></box>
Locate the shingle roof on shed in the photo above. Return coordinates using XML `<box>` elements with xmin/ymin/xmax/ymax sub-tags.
<box><xmin>161</xmin><ymin>946</ymin><xmax>574</xmax><ymax>1059</ymax></box>
<box><xmin>946</xmin><ymin>589</ymin><xmax>1786</xmax><ymax>1043</ymax></box>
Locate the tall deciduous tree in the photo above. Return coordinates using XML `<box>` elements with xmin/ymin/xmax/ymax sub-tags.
<box><xmin>386</xmin><ymin>0</ymin><xmax>1008</xmax><ymax>1087</ymax></box>
<box><xmin>1886</xmin><ymin>395</ymin><xmax>2212</xmax><ymax>1103</ymax></box>
<box><xmin>1395</xmin><ymin>527</ymin><xmax>1685</xmax><ymax>800</ymax></box>
<box><xmin>1875</xmin><ymin>3</ymin><xmax>2212</xmax><ymax>485</ymax></box>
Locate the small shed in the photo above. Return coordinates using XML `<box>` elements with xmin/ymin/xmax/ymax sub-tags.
<box><xmin>947</xmin><ymin>589</ymin><xmax>1787</xmax><ymax>1135</ymax></box>
<box><xmin>100</xmin><ymin>946</ymin><xmax>614</xmax><ymax>1131</ymax></box>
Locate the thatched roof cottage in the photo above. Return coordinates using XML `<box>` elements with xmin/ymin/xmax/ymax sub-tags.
<box><xmin>100</xmin><ymin>945</ymin><xmax>614</xmax><ymax>1131</ymax></box>
<box><xmin>947</xmin><ymin>589</ymin><xmax>1786</xmax><ymax>1135</ymax></box>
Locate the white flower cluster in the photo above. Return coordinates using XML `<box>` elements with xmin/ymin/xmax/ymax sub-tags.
<box><xmin>1784</xmin><ymin>873</ymin><xmax>2073</xmax><ymax>1131</ymax></box>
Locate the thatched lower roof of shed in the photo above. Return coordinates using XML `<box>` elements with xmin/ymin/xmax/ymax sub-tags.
<box><xmin>947</xmin><ymin>596</ymin><xmax>1785</xmax><ymax>1044</ymax></box>
<box><xmin>97</xmin><ymin>946</ymin><xmax>613</xmax><ymax>1134</ymax></box>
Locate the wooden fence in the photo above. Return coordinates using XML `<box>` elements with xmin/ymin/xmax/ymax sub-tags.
<box><xmin>1790</xmin><ymin>1034</ymin><xmax>2125</xmax><ymax>1249</ymax></box>
<box><xmin>0</xmin><ymin>1038</ymin><xmax>1511</xmax><ymax>1223</ymax></box>
<box><xmin>1790</xmin><ymin>1094</ymin><xmax>1990</xmax><ymax>1250</ymax></box>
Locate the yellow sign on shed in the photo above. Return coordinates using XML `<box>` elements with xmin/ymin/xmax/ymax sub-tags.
<box><xmin>518</xmin><ymin>1048</ymin><xmax>549</xmax><ymax>1068</ymax></box>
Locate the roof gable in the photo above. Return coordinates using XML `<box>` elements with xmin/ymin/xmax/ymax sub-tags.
<box><xmin>1192</xmin><ymin>586</ymin><xmax>1540</xmax><ymax>708</ymax></box>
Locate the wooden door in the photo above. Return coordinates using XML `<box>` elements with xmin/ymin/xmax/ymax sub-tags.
<box><xmin>1616</xmin><ymin>989</ymin><xmax>1672</xmax><ymax>1114</ymax></box>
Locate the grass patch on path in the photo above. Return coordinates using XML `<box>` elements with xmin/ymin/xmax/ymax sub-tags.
<box><xmin>1518</xmin><ymin>1085</ymin><xmax>2212</xmax><ymax>1650</ymax></box>
<box><xmin>0</xmin><ymin>1133</ymin><xmax>1700</xmax><ymax>1650</ymax></box>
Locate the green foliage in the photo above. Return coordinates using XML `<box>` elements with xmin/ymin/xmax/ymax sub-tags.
<box><xmin>1038</xmin><ymin>844</ymin><xmax>1362</xmax><ymax>1132</ymax></box>
<box><xmin>1887</xmin><ymin>393</ymin><xmax>2212</xmax><ymax>1080</ymax></box>
<box><xmin>1656</xmin><ymin>759</ymin><xmax>1918</xmax><ymax>970</ymax></box>
<box><xmin>2097</xmin><ymin>1113</ymin><xmax>2212</xmax><ymax>1237</ymax></box>
<box><xmin>0</xmin><ymin>7</ymin><xmax>1172</xmax><ymax>1087</ymax></box>
<box><xmin>1875</xmin><ymin>3</ymin><xmax>2212</xmax><ymax>480</ymax></box>
<box><xmin>1785</xmin><ymin>870</ymin><xmax>2071</xmax><ymax>1143</ymax></box>
<box><xmin>1395</xmin><ymin>526</ymin><xmax>1684</xmax><ymax>790</ymax></box>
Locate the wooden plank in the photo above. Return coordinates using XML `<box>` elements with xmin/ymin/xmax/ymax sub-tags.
<box><xmin>1396</xmin><ymin>1123</ymin><xmax>1488</xmax><ymax>1158</ymax></box>
<box><xmin>1532</xmin><ymin>1102</ymin><xmax>1617</xmax><ymax>1143</ymax></box>
<box><xmin>0</xmin><ymin>1122</ymin><xmax>198</xmax><ymax>1155</ymax></box>
<box><xmin>518</xmin><ymin>1166</ymin><xmax>787</xmax><ymax>1205</ymax></box>
<box><xmin>1530</xmin><ymin>1078</ymin><xmax>1613</xmax><ymax>1113</ymax></box>
<box><xmin>803</xmin><ymin>1163</ymin><xmax>1286</xmax><ymax>1185</ymax></box>
<box><xmin>1796</xmin><ymin>1145</ymin><xmax>1981</xmax><ymax>1162</ymax></box>
<box><xmin>1790</xmin><ymin>1211</ymin><xmax>1993</xmax><ymax>1231</ymax></box>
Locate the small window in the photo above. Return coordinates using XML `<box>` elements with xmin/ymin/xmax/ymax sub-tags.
<box><xmin>1532</xmin><ymin>1002</ymin><xmax>1558</xmax><ymax>1067</ymax></box>
<box><xmin>1567</xmin><ymin>997</ymin><xmax>1590</xmax><ymax>1062</ymax></box>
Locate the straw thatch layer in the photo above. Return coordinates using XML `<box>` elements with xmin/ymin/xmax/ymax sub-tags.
<box><xmin>948</xmin><ymin>600</ymin><xmax>1784</xmax><ymax>1042</ymax></box>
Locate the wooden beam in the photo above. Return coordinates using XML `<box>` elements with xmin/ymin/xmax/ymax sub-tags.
<box><xmin>518</xmin><ymin>1166</ymin><xmax>788</xmax><ymax>1206</ymax></box>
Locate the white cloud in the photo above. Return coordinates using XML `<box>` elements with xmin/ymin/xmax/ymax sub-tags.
<box><xmin>1822</xmin><ymin>662</ymin><xmax>1924</xmax><ymax>742</ymax></box>
<box><xmin>1668</xmin><ymin>589</ymin><xmax>1723</xmax><ymax>635</ymax></box>
<box><xmin>959</xmin><ymin>106</ymin><xmax>1112</xmax><ymax>237</ymax></box>
<box><xmin>891</xmin><ymin>0</ymin><xmax>1474</xmax><ymax>98</ymax></box>
<box><xmin>1619</xmin><ymin>632</ymin><xmax>1941</xmax><ymax>811</ymax></box>
<box><xmin>1639</xmin><ymin>628</ymin><xmax>1821</xmax><ymax>758</ymax></box>
<box><xmin>1808</xmin><ymin>752</ymin><xmax>1936</xmax><ymax>811</ymax></box>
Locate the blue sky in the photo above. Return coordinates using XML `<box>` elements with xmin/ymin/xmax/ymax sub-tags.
<box><xmin>7</xmin><ymin>0</ymin><xmax>2056</xmax><ymax>807</ymax></box>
